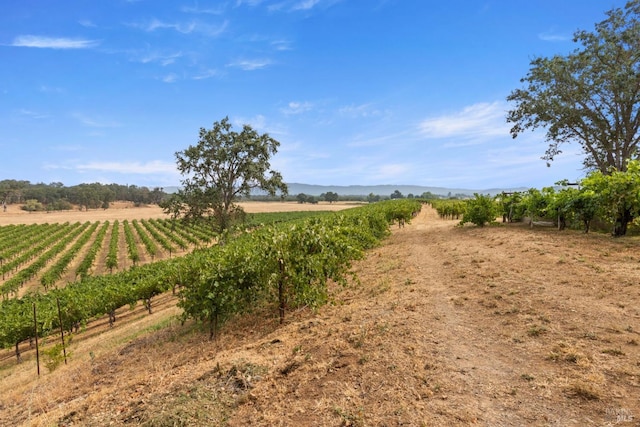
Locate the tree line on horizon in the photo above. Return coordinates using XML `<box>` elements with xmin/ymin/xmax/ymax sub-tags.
<box><xmin>0</xmin><ymin>180</ymin><xmax>166</xmax><ymax>212</ymax></box>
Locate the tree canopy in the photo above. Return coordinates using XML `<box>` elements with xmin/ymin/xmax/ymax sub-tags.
<box><xmin>507</xmin><ymin>0</ymin><xmax>640</xmax><ymax>173</ymax></box>
<box><xmin>166</xmin><ymin>117</ymin><xmax>288</xmax><ymax>232</ymax></box>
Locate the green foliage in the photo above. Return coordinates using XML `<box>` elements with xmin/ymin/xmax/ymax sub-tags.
<box><xmin>430</xmin><ymin>199</ymin><xmax>466</xmax><ymax>220</ymax></box>
<box><xmin>566</xmin><ymin>190</ymin><xmax>599</xmax><ymax>233</ymax></box>
<box><xmin>495</xmin><ymin>192</ymin><xmax>525</xmax><ymax>222</ymax></box>
<box><xmin>507</xmin><ymin>1</ymin><xmax>640</xmax><ymax>173</ymax></box>
<box><xmin>581</xmin><ymin>159</ymin><xmax>640</xmax><ymax>236</ymax></box>
<box><xmin>0</xmin><ymin>199</ymin><xmax>422</xmax><ymax>358</ymax></box>
<box><xmin>122</xmin><ymin>220</ymin><xmax>140</xmax><ymax>265</ymax></box>
<box><xmin>322</xmin><ymin>191</ymin><xmax>339</xmax><ymax>203</ymax></box>
<box><xmin>76</xmin><ymin>221</ymin><xmax>110</xmax><ymax>279</ymax></box>
<box><xmin>168</xmin><ymin>117</ymin><xmax>288</xmax><ymax>233</ymax></box>
<box><xmin>105</xmin><ymin>220</ymin><xmax>119</xmax><ymax>272</ymax></box>
<box><xmin>460</xmin><ymin>194</ymin><xmax>498</xmax><ymax>227</ymax></box>
<box><xmin>367</xmin><ymin>193</ymin><xmax>381</xmax><ymax>203</ymax></box>
<box><xmin>390</xmin><ymin>190</ymin><xmax>404</xmax><ymax>199</ymax></box>
<box><xmin>21</xmin><ymin>199</ymin><xmax>44</xmax><ymax>212</ymax></box>
<box><xmin>43</xmin><ymin>341</ymin><xmax>70</xmax><ymax>372</ymax></box>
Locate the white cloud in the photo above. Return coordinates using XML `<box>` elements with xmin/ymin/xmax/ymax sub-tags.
<box><xmin>78</xmin><ymin>19</ymin><xmax>97</xmax><ymax>28</ymax></box>
<box><xmin>234</xmin><ymin>114</ymin><xmax>267</xmax><ymax>130</ymax></box>
<box><xmin>281</xmin><ymin>101</ymin><xmax>313</xmax><ymax>115</ymax></box>
<box><xmin>17</xmin><ymin>109</ymin><xmax>49</xmax><ymax>119</ymax></box>
<box><xmin>419</xmin><ymin>101</ymin><xmax>509</xmax><ymax>140</ymax></box>
<box><xmin>538</xmin><ymin>31</ymin><xmax>571</xmax><ymax>42</ymax></box>
<box><xmin>376</xmin><ymin>163</ymin><xmax>411</xmax><ymax>180</ymax></box>
<box><xmin>162</xmin><ymin>73</ymin><xmax>179</xmax><ymax>83</ymax></box>
<box><xmin>227</xmin><ymin>58</ymin><xmax>273</xmax><ymax>70</ymax></box>
<box><xmin>192</xmin><ymin>69</ymin><xmax>222</xmax><ymax>80</ymax></box>
<box><xmin>76</xmin><ymin>160</ymin><xmax>178</xmax><ymax>175</ymax></box>
<box><xmin>137</xmin><ymin>51</ymin><xmax>183</xmax><ymax>66</ymax></box>
<box><xmin>346</xmin><ymin>129</ymin><xmax>413</xmax><ymax>148</ymax></box>
<box><xmin>339</xmin><ymin>103</ymin><xmax>386</xmax><ymax>119</ymax></box>
<box><xmin>181</xmin><ymin>5</ymin><xmax>224</xmax><ymax>14</ymax></box>
<box><xmin>39</xmin><ymin>85</ymin><xmax>64</xmax><ymax>93</ymax></box>
<box><xmin>233</xmin><ymin>114</ymin><xmax>288</xmax><ymax>136</ymax></box>
<box><xmin>138</xmin><ymin>18</ymin><xmax>196</xmax><ymax>33</ymax></box>
<box><xmin>236</xmin><ymin>0</ymin><xmax>265</xmax><ymax>6</ymax></box>
<box><xmin>72</xmin><ymin>113</ymin><xmax>121</xmax><ymax>128</ymax></box>
<box><xmin>11</xmin><ymin>35</ymin><xmax>99</xmax><ymax>49</ymax></box>
<box><xmin>292</xmin><ymin>0</ymin><xmax>321</xmax><ymax>10</ymax></box>
<box><xmin>271</xmin><ymin>39</ymin><xmax>293</xmax><ymax>51</ymax></box>
<box><xmin>129</xmin><ymin>19</ymin><xmax>228</xmax><ymax>36</ymax></box>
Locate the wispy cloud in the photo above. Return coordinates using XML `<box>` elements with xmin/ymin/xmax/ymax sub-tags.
<box><xmin>339</xmin><ymin>103</ymin><xmax>386</xmax><ymax>119</ymax></box>
<box><xmin>281</xmin><ymin>101</ymin><xmax>313</xmax><ymax>115</ymax></box>
<box><xmin>271</xmin><ymin>39</ymin><xmax>293</xmax><ymax>51</ymax></box>
<box><xmin>538</xmin><ymin>30</ymin><xmax>571</xmax><ymax>42</ymax></box>
<box><xmin>39</xmin><ymin>85</ymin><xmax>65</xmax><ymax>93</ymax></box>
<box><xmin>72</xmin><ymin>113</ymin><xmax>121</xmax><ymax>128</ymax></box>
<box><xmin>346</xmin><ymin>129</ymin><xmax>414</xmax><ymax>148</ymax></box>
<box><xmin>419</xmin><ymin>101</ymin><xmax>509</xmax><ymax>140</ymax></box>
<box><xmin>234</xmin><ymin>114</ymin><xmax>267</xmax><ymax>130</ymax></box>
<box><xmin>292</xmin><ymin>0</ymin><xmax>321</xmax><ymax>10</ymax></box>
<box><xmin>236</xmin><ymin>0</ymin><xmax>265</xmax><ymax>6</ymax></box>
<box><xmin>136</xmin><ymin>51</ymin><xmax>183</xmax><ymax>66</ymax></box>
<box><xmin>233</xmin><ymin>114</ymin><xmax>288</xmax><ymax>136</ymax></box>
<box><xmin>11</xmin><ymin>35</ymin><xmax>99</xmax><ymax>49</ymax></box>
<box><xmin>128</xmin><ymin>18</ymin><xmax>228</xmax><ymax>36</ymax></box>
<box><xmin>192</xmin><ymin>69</ymin><xmax>222</xmax><ymax>80</ymax></box>
<box><xmin>162</xmin><ymin>73</ymin><xmax>179</xmax><ymax>83</ymax></box>
<box><xmin>181</xmin><ymin>4</ymin><xmax>224</xmax><ymax>14</ymax></box>
<box><xmin>267</xmin><ymin>0</ymin><xmax>343</xmax><ymax>12</ymax></box>
<box><xmin>78</xmin><ymin>19</ymin><xmax>97</xmax><ymax>28</ymax></box>
<box><xmin>76</xmin><ymin>160</ymin><xmax>178</xmax><ymax>175</ymax></box>
<box><xmin>227</xmin><ymin>58</ymin><xmax>273</xmax><ymax>70</ymax></box>
<box><xmin>17</xmin><ymin>109</ymin><xmax>50</xmax><ymax>119</ymax></box>
<box><xmin>376</xmin><ymin>163</ymin><xmax>411</xmax><ymax>180</ymax></box>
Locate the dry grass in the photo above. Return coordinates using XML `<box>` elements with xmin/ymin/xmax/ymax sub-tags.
<box><xmin>0</xmin><ymin>201</ymin><xmax>360</xmax><ymax>226</ymax></box>
<box><xmin>1</xmin><ymin>205</ymin><xmax>640</xmax><ymax>426</ymax></box>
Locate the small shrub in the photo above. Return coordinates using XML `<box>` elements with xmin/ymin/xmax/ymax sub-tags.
<box><xmin>460</xmin><ymin>194</ymin><xmax>498</xmax><ymax>227</ymax></box>
<box><xmin>43</xmin><ymin>343</ymin><xmax>69</xmax><ymax>372</ymax></box>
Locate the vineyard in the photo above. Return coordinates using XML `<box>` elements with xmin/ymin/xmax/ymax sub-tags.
<box><xmin>2</xmin><ymin>200</ymin><xmax>639</xmax><ymax>426</ymax></box>
<box><xmin>428</xmin><ymin>159</ymin><xmax>640</xmax><ymax>236</ymax></box>
<box><xmin>0</xmin><ymin>200</ymin><xmax>421</xmax><ymax>364</ymax></box>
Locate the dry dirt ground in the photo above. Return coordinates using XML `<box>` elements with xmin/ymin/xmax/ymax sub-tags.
<box><xmin>0</xmin><ymin>201</ymin><xmax>360</xmax><ymax>226</ymax></box>
<box><xmin>1</xmin><ymin>206</ymin><xmax>640</xmax><ymax>426</ymax></box>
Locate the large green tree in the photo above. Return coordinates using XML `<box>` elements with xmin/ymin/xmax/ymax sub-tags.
<box><xmin>507</xmin><ymin>1</ymin><xmax>640</xmax><ymax>173</ymax></box>
<box><xmin>167</xmin><ymin>117</ymin><xmax>288</xmax><ymax>232</ymax></box>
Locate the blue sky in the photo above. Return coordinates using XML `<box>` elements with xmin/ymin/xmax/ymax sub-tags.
<box><xmin>0</xmin><ymin>1</ymin><xmax>628</xmax><ymax>190</ymax></box>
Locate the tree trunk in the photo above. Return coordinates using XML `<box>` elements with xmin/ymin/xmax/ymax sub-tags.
<box><xmin>209</xmin><ymin>314</ymin><xmax>218</xmax><ymax>341</ymax></box>
<box><xmin>612</xmin><ymin>208</ymin><xmax>633</xmax><ymax>237</ymax></box>
<box><xmin>557</xmin><ymin>214</ymin><xmax>566</xmax><ymax>231</ymax></box>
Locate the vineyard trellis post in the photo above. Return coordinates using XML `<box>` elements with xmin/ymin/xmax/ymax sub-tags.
<box><xmin>56</xmin><ymin>298</ymin><xmax>67</xmax><ymax>365</ymax></box>
<box><xmin>33</xmin><ymin>303</ymin><xmax>40</xmax><ymax>376</ymax></box>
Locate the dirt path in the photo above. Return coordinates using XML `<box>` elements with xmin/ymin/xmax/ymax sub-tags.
<box><xmin>226</xmin><ymin>206</ymin><xmax>640</xmax><ymax>426</ymax></box>
<box><xmin>2</xmin><ymin>205</ymin><xmax>639</xmax><ymax>426</ymax></box>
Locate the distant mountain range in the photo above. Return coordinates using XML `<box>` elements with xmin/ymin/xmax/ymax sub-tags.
<box><xmin>284</xmin><ymin>183</ymin><xmax>529</xmax><ymax>197</ymax></box>
<box><xmin>164</xmin><ymin>184</ymin><xmax>528</xmax><ymax>197</ymax></box>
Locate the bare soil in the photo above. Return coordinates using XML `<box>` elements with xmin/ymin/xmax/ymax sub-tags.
<box><xmin>0</xmin><ymin>201</ymin><xmax>361</xmax><ymax>226</ymax></box>
<box><xmin>1</xmin><ymin>205</ymin><xmax>639</xmax><ymax>426</ymax></box>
